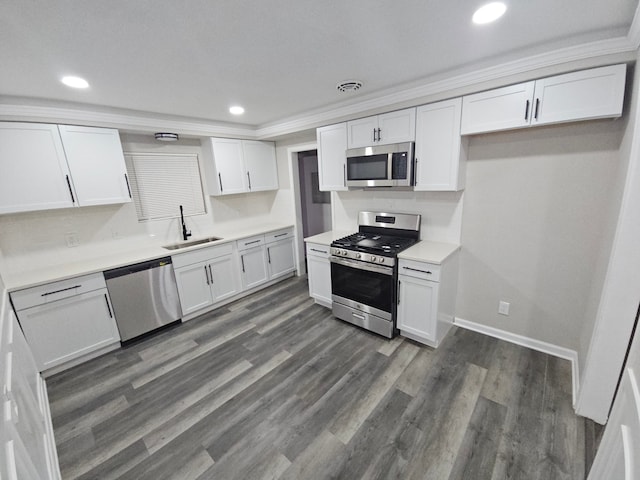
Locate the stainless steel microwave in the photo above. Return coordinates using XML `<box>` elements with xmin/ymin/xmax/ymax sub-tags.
<box><xmin>345</xmin><ymin>142</ymin><xmax>414</xmax><ymax>188</ymax></box>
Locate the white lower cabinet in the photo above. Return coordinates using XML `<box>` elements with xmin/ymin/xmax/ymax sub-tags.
<box><xmin>239</xmin><ymin>238</ymin><xmax>269</xmax><ymax>291</ymax></box>
<box><xmin>2</xmin><ymin>300</ymin><xmax>60</xmax><ymax>479</ymax></box>
<box><xmin>396</xmin><ymin>253</ymin><xmax>459</xmax><ymax>348</ymax></box>
<box><xmin>173</xmin><ymin>242</ymin><xmax>240</xmax><ymax>317</ymax></box>
<box><xmin>266</xmin><ymin>229</ymin><xmax>296</xmax><ymax>281</ymax></box>
<box><xmin>11</xmin><ymin>273</ymin><xmax>121</xmax><ymax>373</ymax></box>
<box><xmin>305</xmin><ymin>242</ymin><xmax>332</xmax><ymax>307</ymax></box>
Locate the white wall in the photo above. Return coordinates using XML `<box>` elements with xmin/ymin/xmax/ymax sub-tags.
<box><xmin>332</xmin><ymin>190</ymin><xmax>463</xmax><ymax>243</ymax></box>
<box><xmin>455</xmin><ymin>118</ymin><xmax>625</xmax><ymax>353</ymax></box>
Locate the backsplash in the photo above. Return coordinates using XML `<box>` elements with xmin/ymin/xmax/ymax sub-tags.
<box><xmin>332</xmin><ymin>189</ymin><xmax>464</xmax><ymax>244</ymax></box>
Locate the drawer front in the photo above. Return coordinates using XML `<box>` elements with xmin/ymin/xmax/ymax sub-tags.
<box><xmin>398</xmin><ymin>259</ymin><xmax>441</xmax><ymax>282</ymax></box>
<box><xmin>306</xmin><ymin>242</ymin><xmax>331</xmax><ymax>259</ymax></box>
<box><xmin>237</xmin><ymin>234</ymin><xmax>265</xmax><ymax>251</ymax></box>
<box><xmin>11</xmin><ymin>273</ymin><xmax>107</xmax><ymax>311</ymax></box>
<box><xmin>172</xmin><ymin>242</ymin><xmax>233</xmax><ymax>269</ymax></box>
<box><xmin>265</xmin><ymin>228</ymin><xmax>293</xmax><ymax>244</ymax></box>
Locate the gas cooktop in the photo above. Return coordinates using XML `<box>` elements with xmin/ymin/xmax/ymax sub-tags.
<box><xmin>332</xmin><ymin>232</ymin><xmax>418</xmax><ymax>256</ymax></box>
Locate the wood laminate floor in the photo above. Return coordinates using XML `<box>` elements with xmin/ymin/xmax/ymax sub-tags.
<box><xmin>47</xmin><ymin>276</ymin><xmax>598</xmax><ymax>479</ymax></box>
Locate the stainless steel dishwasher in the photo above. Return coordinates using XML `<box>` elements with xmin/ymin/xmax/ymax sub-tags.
<box><xmin>104</xmin><ymin>257</ymin><xmax>182</xmax><ymax>342</ymax></box>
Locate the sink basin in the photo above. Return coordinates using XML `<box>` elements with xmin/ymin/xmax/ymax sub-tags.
<box><xmin>162</xmin><ymin>236</ymin><xmax>222</xmax><ymax>250</ymax></box>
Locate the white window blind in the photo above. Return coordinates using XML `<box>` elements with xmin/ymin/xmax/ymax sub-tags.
<box><xmin>124</xmin><ymin>153</ymin><xmax>206</xmax><ymax>221</ymax></box>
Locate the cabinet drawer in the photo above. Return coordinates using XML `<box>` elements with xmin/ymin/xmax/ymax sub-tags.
<box><xmin>306</xmin><ymin>243</ymin><xmax>331</xmax><ymax>259</ymax></box>
<box><xmin>11</xmin><ymin>273</ymin><xmax>107</xmax><ymax>311</ymax></box>
<box><xmin>266</xmin><ymin>228</ymin><xmax>293</xmax><ymax>244</ymax></box>
<box><xmin>237</xmin><ymin>235</ymin><xmax>265</xmax><ymax>251</ymax></box>
<box><xmin>398</xmin><ymin>259</ymin><xmax>441</xmax><ymax>282</ymax></box>
<box><xmin>172</xmin><ymin>242</ymin><xmax>233</xmax><ymax>268</ymax></box>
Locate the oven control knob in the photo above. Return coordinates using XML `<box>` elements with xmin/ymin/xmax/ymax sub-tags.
<box><xmin>355</xmin><ymin>253</ymin><xmax>362</xmax><ymax>259</ymax></box>
<box><xmin>370</xmin><ymin>256</ymin><xmax>377</xmax><ymax>262</ymax></box>
<box><xmin>378</xmin><ymin>257</ymin><xmax>385</xmax><ymax>263</ymax></box>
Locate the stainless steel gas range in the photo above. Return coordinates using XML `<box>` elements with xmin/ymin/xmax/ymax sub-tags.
<box><xmin>330</xmin><ymin>211</ymin><xmax>421</xmax><ymax>338</ymax></box>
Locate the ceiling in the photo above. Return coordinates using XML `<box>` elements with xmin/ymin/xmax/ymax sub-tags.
<box><xmin>1</xmin><ymin>0</ymin><xmax>638</xmax><ymax>130</ymax></box>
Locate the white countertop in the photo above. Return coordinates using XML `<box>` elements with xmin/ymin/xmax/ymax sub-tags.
<box><xmin>398</xmin><ymin>241</ymin><xmax>460</xmax><ymax>264</ymax></box>
<box><xmin>304</xmin><ymin>230</ymin><xmax>460</xmax><ymax>264</ymax></box>
<box><xmin>5</xmin><ymin>223</ymin><xmax>293</xmax><ymax>292</ymax></box>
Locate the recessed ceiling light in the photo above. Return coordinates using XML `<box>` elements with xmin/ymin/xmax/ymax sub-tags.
<box><xmin>472</xmin><ymin>2</ymin><xmax>507</xmax><ymax>24</ymax></box>
<box><xmin>61</xmin><ymin>76</ymin><xmax>89</xmax><ymax>89</ymax></box>
<box><xmin>229</xmin><ymin>106</ymin><xmax>245</xmax><ymax>115</ymax></box>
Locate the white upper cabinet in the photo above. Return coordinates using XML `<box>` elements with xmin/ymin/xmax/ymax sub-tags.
<box><xmin>0</xmin><ymin>122</ymin><xmax>131</xmax><ymax>215</ymax></box>
<box><xmin>317</xmin><ymin>123</ymin><xmax>348</xmax><ymax>191</ymax></box>
<box><xmin>347</xmin><ymin>108</ymin><xmax>416</xmax><ymax>148</ymax></box>
<box><xmin>461</xmin><ymin>64</ymin><xmax>626</xmax><ymax>135</ymax></box>
<box><xmin>243</xmin><ymin>140</ymin><xmax>279</xmax><ymax>191</ymax></box>
<box><xmin>202</xmin><ymin>138</ymin><xmax>277</xmax><ymax>196</ymax></box>
<box><xmin>414</xmin><ymin>98</ymin><xmax>467</xmax><ymax>191</ymax></box>
<box><xmin>57</xmin><ymin>125</ymin><xmax>132</xmax><ymax>206</ymax></box>
<box><xmin>0</xmin><ymin>123</ymin><xmax>75</xmax><ymax>214</ymax></box>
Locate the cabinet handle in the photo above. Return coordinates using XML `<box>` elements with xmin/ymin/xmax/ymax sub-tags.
<box><xmin>534</xmin><ymin>98</ymin><xmax>540</xmax><ymax>120</ymax></box>
<box><xmin>274</xmin><ymin>232</ymin><xmax>288</xmax><ymax>238</ymax></box>
<box><xmin>204</xmin><ymin>265</ymin><xmax>210</xmax><ymax>285</ymax></box>
<box><xmin>124</xmin><ymin>174</ymin><xmax>132</xmax><ymax>198</ymax></box>
<box><xmin>65</xmin><ymin>175</ymin><xmax>76</xmax><ymax>203</ymax></box>
<box><xmin>208</xmin><ymin>264</ymin><xmax>213</xmax><ymax>283</ymax></box>
<box><xmin>377</xmin><ymin>128</ymin><xmax>382</xmax><ymax>142</ymax></box>
<box><xmin>244</xmin><ymin>239</ymin><xmax>261</xmax><ymax>246</ymax></box>
<box><xmin>397</xmin><ymin>281</ymin><xmax>401</xmax><ymax>305</ymax></box>
<box><xmin>218</xmin><ymin>173</ymin><xmax>223</xmax><ymax>193</ymax></box>
<box><xmin>241</xmin><ymin>255</ymin><xmax>245</xmax><ymax>272</ymax></box>
<box><xmin>414</xmin><ymin>158</ymin><xmax>418</xmax><ymax>185</ymax></box>
<box><xmin>310</xmin><ymin>248</ymin><xmax>327</xmax><ymax>253</ymax></box>
<box><xmin>524</xmin><ymin>100</ymin><xmax>530</xmax><ymax>120</ymax></box>
<box><xmin>343</xmin><ymin>164</ymin><xmax>346</xmax><ymax>187</ymax></box>
<box><xmin>402</xmin><ymin>266</ymin><xmax>432</xmax><ymax>275</ymax></box>
<box><xmin>372</xmin><ymin>128</ymin><xmax>377</xmax><ymax>143</ymax></box>
<box><xmin>41</xmin><ymin>285</ymin><xmax>81</xmax><ymax>296</ymax></box>
<box><xmin>104</xmin><ymin>294</ymin><xmax>113</xmax><ymax>318</ymax></box>
<box><xmin>352</xmin><ymin>312</ymin><xmax>366</xmax><ymax>320</ymax></box>
<box><xmin>267</xmin><ymin>247</ymin><xmax>271</xmax><ymax>264</ymax></box>
<box><xmin>247</xmin><ymin>172</ymin><xmax>252</xmax><ymax>190</ymax></box>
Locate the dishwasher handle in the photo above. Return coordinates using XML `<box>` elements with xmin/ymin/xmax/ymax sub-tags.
<box><xmin>104</xmin><ymin>257</ymin><xmax>173</xmax><ymax>280</ymax></box>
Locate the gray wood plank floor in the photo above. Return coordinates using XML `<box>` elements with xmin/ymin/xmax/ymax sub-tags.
<box><xmin>46</xmin><ymin>275</ymin><xmax>598</xmax><ymax>479</ymax></box>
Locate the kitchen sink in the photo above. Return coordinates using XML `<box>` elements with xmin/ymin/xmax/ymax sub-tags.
<box><xmin>162</xmin><ymin>236</ymin><xmax>222</xmax><ymax>250</ymax></box>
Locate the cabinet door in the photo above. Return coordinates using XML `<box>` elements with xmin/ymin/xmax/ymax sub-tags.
<box><xmin>317</xmin><ymin>123</ymin><xmax>348</xmax><ymax>191</ymax></box>
<box><xmin>415</xmin><ymin>99</ymin><xmax>466</xmax><ymax>191</ymax></box>
<box><xmin>243</xmin><ymin>141</ymin><xmax>278</xmax><ymax>192</ymax></box>
<box><xmin>209</xmin><ymin>254</ymin><xmax>241</xmax><ymax>303</ymax></box>
<box><xmin>0</xmin><ymin>122</ymin><xmax>75</xmax><ymax>214</ymax></box>
<box><xmin>17</xmin><ymin>289</ymin><xmax>121</xmax><ymax>372</ymax></box>
<box><xmin>240</xmin><ymin>246</ymin><xmax>269</xmax><ymax>290</ymax></box>
<box><xmin>267</xmin><ymin>238</ymin><xmax>295</xmax><ymax>280</ymax></box>
<box><xmin>307</xmin><ymin>254</ymin><xmax>332</xmax><ymax>307</ymax></box>
<box><xmin>397</xmin><ymin>275</ymin><xmax>439</xmax><ymax>342</ymax></box>
<box><xmin>347</xmin><ymin>116</ymin><xmax>378</xmax><ymax>149</ymax></box>
<box><xmin>461</xmin><ymin>81</ymin><xmax>535</xmax><ymax>135</ymax></box>
<box><xmin>174</xmin><ymin>260</ymin><xmax>214</xmax><ymax>315</ymax></box>
<box><xmin>533</xmin><ymin>64</ymin><xmax>626</xmax><ymax>126</ymax></box>
<box><xmin>57</xmin><ymin>125</ymin><xmax>132</xmax><ymax>207</ymax></box>
<box><xmin>377</xmin><ymin>108</ymin><xmax>416</xmax><ymax>145</ymax></box>
<box><xmin>210</xmin><ymin>138</ymin><xmax>247</xmax><ymax>195</ymax></box>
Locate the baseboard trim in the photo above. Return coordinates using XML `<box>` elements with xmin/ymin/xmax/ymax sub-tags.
<box><xmin>454</xmin><ymin>317</ymin><xmax>580</xmax><ymax>409</ymax></box>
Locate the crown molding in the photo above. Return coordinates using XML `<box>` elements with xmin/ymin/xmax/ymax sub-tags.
<box><xmin>0</xmin><ymin>104</ymin><xmax>258</xmax><ymax>139</ymax></box>
<box><xmin>0</xmin><ymin>31</ymin><xmax>637</xmax><ymax>141</ymax></box>
<box><xmin>256</xmin><ymin>35</ymin><xmax>638</xmax><ymax>139</ymax></box>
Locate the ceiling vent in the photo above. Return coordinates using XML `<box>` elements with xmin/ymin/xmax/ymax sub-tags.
<box><xmin>154</xmin><ymin>132</ymin><xmax>179</xmax><ymax>142</ymax></box>
<box><xmin>336</xmin><ymin>80</ymin><xmax>363</xmax><ymax>93</ymax></box>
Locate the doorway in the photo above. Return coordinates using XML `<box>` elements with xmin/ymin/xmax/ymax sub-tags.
<box><xmin>297</xmin><ymin>150</ymin><xmax>330</xmax><ymax>239</ymax></box>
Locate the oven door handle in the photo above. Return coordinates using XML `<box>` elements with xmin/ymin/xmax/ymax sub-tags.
<box><xmin>330</xmin><ymin>256</ymin><xmax>394</xmax><ymax>276</ymax></box>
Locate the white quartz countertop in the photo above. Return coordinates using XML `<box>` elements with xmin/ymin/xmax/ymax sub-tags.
<box><xmin>5</xmin><ymin>223</ymin><xmax>294</xmax><ymax>292</ymax></box>
<box><xmin>398</xmin><ymin>241</ymin><xmax>460</xmax><ymax>264</ymax></box>
<box><xmin>304</xmin><ymin>230</ymin><xmax>351</xmax><ymax>246</ymax></box>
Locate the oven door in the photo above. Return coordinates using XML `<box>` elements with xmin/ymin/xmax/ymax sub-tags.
<box><xmin>330</xmin><ymin>256</ymin><xmax>395</xmax><ymax>320</ymax></box>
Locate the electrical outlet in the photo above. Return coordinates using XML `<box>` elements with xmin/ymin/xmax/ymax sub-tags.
<box><xmin>498</xmin><ymin>301</ymin><xmax>510</xmax><ymax>316</ymax></box>
<box><xmin>65</xmin><ymin>232</ymin><xmax>80</xmax><ymax>247</ymax></box>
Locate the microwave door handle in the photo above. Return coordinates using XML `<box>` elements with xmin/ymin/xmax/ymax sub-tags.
<box><xmin>387</xmin><ymin>152</ymin><xmax>394</xmax><ymax>182</ymax></box>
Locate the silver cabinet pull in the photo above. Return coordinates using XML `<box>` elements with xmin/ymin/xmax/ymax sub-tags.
<box><xmin>310</xmin><ymin>248</ymin><xmax>327</xmax><ymax>254</ymax></box>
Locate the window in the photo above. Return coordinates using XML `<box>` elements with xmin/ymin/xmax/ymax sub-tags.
<box><xmin>124</xmin><ymin>153</ymin><xmax>206</xmax><ymax>221</ymax></box>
